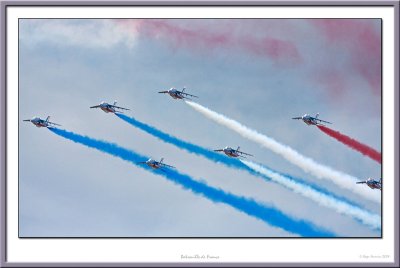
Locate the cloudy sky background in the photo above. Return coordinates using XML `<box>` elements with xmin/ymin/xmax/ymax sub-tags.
<box><xmin>19</xmin><ymin>19</ymin><xmax>381</xmax><ymax>237</ymax></box>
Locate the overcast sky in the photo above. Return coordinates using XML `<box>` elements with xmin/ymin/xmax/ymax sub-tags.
<box><xmin>19</xmin><ymin>19</ymin><xmax>381</xmax><ymax>237</ymax></box>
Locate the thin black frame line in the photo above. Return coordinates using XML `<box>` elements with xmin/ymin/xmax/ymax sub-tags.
<box><xmin>17</xmin><ymin>17</ymin><xmax>382</xmax><ymax>239</ymax></box>
<box><xmin>6</xmin><ymin>1</ymin><xmax>391</xmax><ymax>243</ymax></box>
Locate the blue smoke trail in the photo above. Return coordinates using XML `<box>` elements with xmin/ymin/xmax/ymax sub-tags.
<box><xmin>115</xmin><ymin>114</ymin><xmax>381</xmax><ymax>230</ymax></box>
<box><xmin>49</xmin><ymin>127</ymin><xmax>335</xmax><ymax>237</ymax></box>
<box><xmin>115</xmin><ymin>113</ymin><xmax>366</xmax><ymax>209</ymax></box>
<box><xmin>116</xmin><ymin>113</ymin><xmax>255</xmax><ymax>172</ymax></box>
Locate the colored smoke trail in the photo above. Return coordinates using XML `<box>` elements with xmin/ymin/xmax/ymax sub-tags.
<box><xmin>127</xmin><ymin>19</ymin><xmax>302</xmax><ymax>65</ymax></box>
<box><xmin>48</xmin><ymin>127</ymin><xmax>334</xmax><ymax>237</ymax></box>
<box><xmin>116</xmin><ymin>114</ymin><xmax>380</xmax><ymax>229</ymax></box>
<box><xmin>317</xmin><ymin>125</ymin><xmax>381</xmax><ymax>164</ymax></box>
<box><xmin>185</xmin><ymin>101</ymin><xmax>381</xmax><ymax>203</ymax></box>
<box><xmin>241</xmin><ymin>160</ymin><xmax>381</xmax><ymax>230</ymax></box>
<box><xmin>311</xmin><ymin>19</ymin><xmax>381</xmax><ymax>95</ymax></box>
<box><xmin>115</xmin><ymin>113</ymin><xmax>255</xmax><ymax>172</ymax></box>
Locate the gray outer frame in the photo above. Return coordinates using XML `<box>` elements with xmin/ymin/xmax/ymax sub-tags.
<box><xmin>0</xmin><ymin>0</ymin><xmax>398</xmax><ymax>267</ymax></box>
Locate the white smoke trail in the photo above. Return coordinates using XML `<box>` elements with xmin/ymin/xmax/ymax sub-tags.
<box><xmin>185</xmin><ymin>101</ymin><xmax>381</xmax><ymax>203</ymax></box>
<box><xmin>241</xmin><ymin>160</ymin><xmax>381</xmax><ymax>229</ymax></box>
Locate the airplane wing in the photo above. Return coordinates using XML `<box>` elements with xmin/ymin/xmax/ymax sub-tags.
<box><xmin>316</xmin><ymin>119</ymin><xmax>332</xmax><ymax>124</ymax></box>
<box><xmin>292</xmin><ymin>117</ymin><xmax>302</xmax><ymax>120</ymax></box>
<box><xmin>23</xmin><ymin>119</ymin><xmax>31</xmax><ymax>122</ymax></box>
<box><xmin>161</xmin><ymin>163</ymin><xmax>176</xmax><ymax>169</ymax></box>
<box><xmin>111</xmin><ymin>105</ymin><xmax>130</xmax><ymax>111</ymax></box>
<box><xmin>238</xmin><ymin>151</ymin><xmax>253</xmax><ymax>157</ymax></box>
<box><xmin>158</xmin><ymin>91</ymin><xmax>169</xmax><ymax>94</ymax></box>
<box><xmin>214</xmin><ymin>149</ymin><xmax>224</xmax><ymax>152</ymax></box>
<box><xmin>90</xmin><ymin>105</ymin><xmax>101</xmax><ymax>108</ymax></box>
<box><xmin>48</xmin><ymin>122</ymin><xmax>61</xmax><ymax>126</ymax></box>
<box><xmin>356</xmin><ymin>181</ymin><xmax>367</xmax><ymax>184</ymax></box>
<box><xmin>137</xmin><ymin>161</ymin><xmax>147</xmax><ymax>164</ymax></box>
<box><xmin>181</xmin><ymin>92</ymin><xmax>198</xmax><ymax>98</ymax></box>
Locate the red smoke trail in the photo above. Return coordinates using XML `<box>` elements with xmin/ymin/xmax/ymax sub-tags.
<box><xmin>317</xmin><ymin>125</ymin><xmax>381</xmax><ymax>164</ymax></box>
<box><xmin>310</xmin><ymin>19</ymin><xmax>381</xmax><ymax>95</ymax></box>
<box><xmin>116</xmin><ymin>19</ymin><xmax>302</xmax><ymax>65</ymax></box>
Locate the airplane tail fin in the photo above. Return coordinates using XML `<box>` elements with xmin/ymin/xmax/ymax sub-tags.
<box><xmin>182</xmin><ymin>87</ymin><xmax>186</xmax><ymax>93</ymax></box>
<box><xmin>160</xmin><ymin>158</ymin><xmax>164</xmax><ymax>164</ymax></box>
<box><xmin>113</xmin><ymin>100</ymin><xmax>117</xmax><ymax>106</ymax></box>
<box><xmin>237</xmin><ymin>146</ymin><xmax>240</xmax><ymax>151</ymax></box>
<box><xmin>46</xmin><ymin>116</ymin><xmax>50</xmax><ymax>122</ymax></box>
<box><xmin>315</xmin><ymin>113</ymin><xmax>319</xmax><ymax>119</ymax></box>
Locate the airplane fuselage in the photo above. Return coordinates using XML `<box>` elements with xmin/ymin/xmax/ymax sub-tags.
<box><xmin>91</xmin><ymin>101</ymin><xmax>128</xmax><ymax>113</ymax></box>
<box><xmin>293</xmin><ymin>113</ymin><xmax>331</xmax><ymax>126</ymax></box>
<box><xmin>146</xmin><ymin>160</ymin><xmax>161</xmax><ymax>169</ymax></box>
<box><xmin>168</xmin><ymin>89</ymin><xmax>184</xmax><ymax>99</ymax></box>
<box><xmin>100</xmin><ymin>106</ymin><xmax>115</xmax><ymax>113</ymax></box>
<box><xmin>358</xmin><ymin>178</ymin><xmax>382</xmax><ymax>190</ymax></box>
<box><xmin>302</xmin><ymin>115</ymin><xmax>318</xmax><ymax>126</ymax></box>
<box><xmin>223</xmin><ymin>148</ymin><xmax>239</xmax><ymax>158</ymax></box>
<box><xmin>33</xmin><ymin>121</ymin><xmax>47</xmax><ymax>127</ymax></box>
<box><xmin>366</xmin><ymin>180</ymin><xmax>381</xmax><ymax>190</ymax></box>
<box><xmin>99</xmin><ymin>103</ymin><xmax>116</xmax><ymax>113</ymax></box>
<box><xmin>24</xmin><ymin>116</ymin><xmax>60</xmax><ymax>128</ymax></box>
<box><xmin>30</xmin><ymin>117</ymin><xmax>49</xmax><ymax>128</ymax></box>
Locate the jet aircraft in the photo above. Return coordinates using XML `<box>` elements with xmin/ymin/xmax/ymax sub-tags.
<box><xmin>90</xmin><ymin>101</ymin><xmax>130</xmax><ymax>113</ymax></box>
<box><xmin>23</xmin><ymin>116</ymin><xmax>61</xmax><ymax>128</ymax></box>
<box><xmin>292</xmin><ymin>113</ymin><xmax>332</xmax><ymax>126</ymax></box>
<box><xmin>158</xmin><ymin>87</ymin><xmax>198</xmax><ymax>100</ymax></box>
<box><xmin>138</xmin><ymin>158</ymin><xmax>175</xmax><ymax>171</ymax></box>
<box><xmin>356</xmin><ymin>178</ymin><xmax>382</xmax><ymax>190</ymax></box>
<box><xmin>214</xmin><ymin>146</ymin><xmax>253</xmax><ymax>158</ymax></box>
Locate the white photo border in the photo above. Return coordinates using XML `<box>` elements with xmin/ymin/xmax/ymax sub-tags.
<box><xmin>2</xmin><ymin>1</ymin><xmax>398</xmax><ymax>267</ymax></box>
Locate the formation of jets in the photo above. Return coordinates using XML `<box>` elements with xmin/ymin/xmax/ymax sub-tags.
<box><xmin>214</xmin><ymin>146</ymin><xmax>253</xmax><ymax>158</ymax></box>
<box><xmin>23</xmin><ymin>88</ymin><xmax>380</xmax><ymax>191</ymax></box>
<box><xmin>23</xmin><ymin>116</ymin><xmax>61</xmax><ymax>128</ymax></box>
<box><xmin>356</xmin><ymin>178</ymin><xmax>382</xmax><ymax>190</ymax></box>
<box><xmin>90</xmin><ymin>101</ymin><xmax>130</xmax><ymax>114</ymax></box>
<box><xmin>292</xmin><ymin>113</ymin><xmax>332</xmax><ymax>126</ymax></box>
<box><xmin>158</xmin><ymin>87</ymin><xmax>198</xmax><ymax>100</ymax></box>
